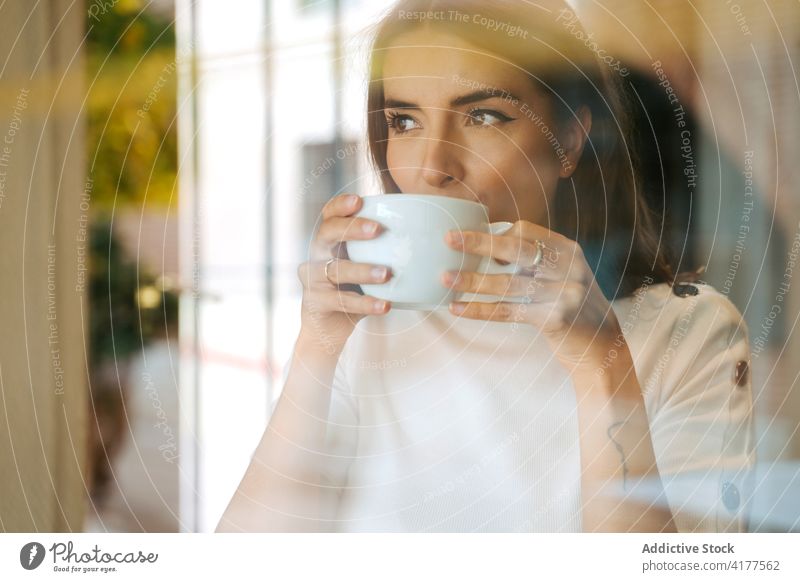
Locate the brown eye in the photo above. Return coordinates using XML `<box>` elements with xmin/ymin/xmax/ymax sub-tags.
<box><xmin>466</xmin><ymin>108</ymin><xmax>513</xmax><ymax>127</ymax></box>
<box><xmin>385</xmin><ymin>112</ymin><xmax>420</xmax><ymax>133</ymax></box>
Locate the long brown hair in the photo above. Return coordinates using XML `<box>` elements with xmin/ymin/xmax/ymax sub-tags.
<box><xmin>364</xmin><ymin>0</ymin><xmax>677</xmax><ymax>300</ymax></box>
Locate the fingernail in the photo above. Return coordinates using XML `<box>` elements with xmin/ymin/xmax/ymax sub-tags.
<box><xmin>363</xmin><ymin>222</ymin><xmax>378</xmax><ymax>234</ymax></box>
<box><xmin>448</xmin><ymin>231</ymin><xmax>464</xmax><ymax>246</ymax></box>
<box><xmin>450</xmin><ymin>303</ymin><xmax>465</xmax><ymax>314</ymax></box>
<box><xmin>373</xmin><ymin>300</ymin><xmax>388</xmax><ymax>313</ymax></box>
<box><xmin>347</xmin><ymin>194</ymin><xmax>359</xmax><ymax>206</ymax></box>
<box><xmin>443</xmin><ymin>271</ymin><xmax>461</xmax><ymax>286</ymax></box>
<box><xmin>371</xmin><ymin>266</ymin><xmax>387</xmax><ymax>280</ymax></box>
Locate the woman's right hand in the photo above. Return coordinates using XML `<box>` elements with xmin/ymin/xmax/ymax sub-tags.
<box><xmin>297</xmin><ymin>193</ymin><xmax>392</xmax><ymax>354</ymax></box>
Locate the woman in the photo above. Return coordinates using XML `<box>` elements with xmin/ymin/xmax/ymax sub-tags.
<box><xmin>218</xmin><ymin>0</ymin><xmax>754</xmax><ymax>532</ymax></box>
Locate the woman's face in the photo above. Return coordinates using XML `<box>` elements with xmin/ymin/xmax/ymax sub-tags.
<box><xmin>382</xmin><ymin>28</ymin><xmax>576</xmax><ymax>224</ymax></box>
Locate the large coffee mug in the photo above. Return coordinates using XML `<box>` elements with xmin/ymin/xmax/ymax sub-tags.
<box><xmin>346</xmin><ymin>194</ymin><xmax>524</xmax><ymax>311</ymax></box>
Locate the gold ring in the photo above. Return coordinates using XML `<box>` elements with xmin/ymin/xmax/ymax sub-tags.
<box><xmin>324</xmin><ymin>257</ymin><xmax>336</xmax><ymax>285</ymax></box>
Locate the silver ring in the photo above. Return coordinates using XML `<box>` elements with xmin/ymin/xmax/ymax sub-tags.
<box><xmin>531</xmin><ymin>239</ymin><xmax>545</xmax><ymax>267</ymax></box>
<box><xmin>324</xmin><ymin>257</ymin><xmax>336</xmax><ymax>285</ymax></box>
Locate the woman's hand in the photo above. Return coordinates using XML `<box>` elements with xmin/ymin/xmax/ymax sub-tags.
<box><xmin>297</xmin><ymin>193</ymin><xmax>392</xmax><ymax>354</ymax></box>
<box><xmin>442</xmin><ymin>220</ymin><xmax>622</xmax><ymax>377</ymax></box>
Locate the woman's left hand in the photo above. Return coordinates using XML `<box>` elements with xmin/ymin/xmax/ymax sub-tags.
<box><xmin>443</xmin><ymin>220</ymin><xmax>623</xmax><ymax>378</ymax></box>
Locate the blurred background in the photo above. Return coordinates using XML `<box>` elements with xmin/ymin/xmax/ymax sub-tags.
<box><xmin>0</xmin><ymin>0</ymin><xmax>798</xmax><ymax>532</ymax></box>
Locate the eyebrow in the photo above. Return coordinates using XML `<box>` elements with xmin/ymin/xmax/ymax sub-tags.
<box><xmin>384</xmin><ymin>88</ymin><xmax>522</xmax><ymax>110</ymax></box>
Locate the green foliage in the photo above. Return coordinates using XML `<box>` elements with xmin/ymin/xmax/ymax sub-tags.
<box><xmin>89</xmin><ymin>218</ymin><xmax>178</xmax><ymax>364</ymax></box>
<box><xmin>86</xmin><ymin>3</ymin><xmax>180</xmax><ymax>365</ymax></box>
<box><xmin>86</xmin><ymin>2</ymin><xmax>178</xmax><ymax>210</ymax></box>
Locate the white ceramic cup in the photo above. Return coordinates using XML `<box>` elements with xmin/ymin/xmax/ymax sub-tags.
<box><xmin>345</xmin><ymin>194</ymin><xmax>523</xmax><ymax>311</ymax></box>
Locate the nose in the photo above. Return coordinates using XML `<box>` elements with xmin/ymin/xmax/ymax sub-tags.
<box><xmin>420</xmin><ymin>133</ymin><xmax>465</xmax><ymax>192</ymax></box>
